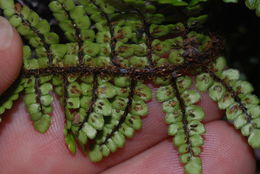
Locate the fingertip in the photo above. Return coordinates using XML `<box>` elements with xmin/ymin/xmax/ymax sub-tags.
<box><xmin>102</xmin><ymin>121</ymin><xmax>256</xmax><ymax>174</ymax></box>
<box><xmin>0</xmin><ymin>27</ymin><xmax>23</xmax><ymax>94</ymax></box>
<box><xmin>202</xmin><ymin>121</ymin><xmax>256</xmax><ymax>174</ymax></box>
<box><xmin>198</xmin><ymin>91</ymin><xmax>224</xmax><ymax>122</ymax></box>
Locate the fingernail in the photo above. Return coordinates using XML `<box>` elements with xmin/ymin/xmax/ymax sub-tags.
<box><xmin>0</xmin><ymin>16</ymin><xmax>14</xmax><ymax>51</ymax></box>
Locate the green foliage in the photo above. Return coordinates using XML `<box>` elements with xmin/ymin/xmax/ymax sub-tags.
<box><xmin>147</xmin><ymin>0</ymin><xmax>260</xmax><ymax>17</ymax></box>
<box><xmin>0</xmin><ymin>0</ymin><xmax>259</xmax><ymax>174</ymax></box>
<box><xmin>0</xmin><ymin>78</ymin><xmax>24</xmax><ymax>117</ymax></box>
<box><xmin>158</xmin><ymin>75</ymin><xmax>205</xmax><ymax>174</ymax></box>
<box><xmin>222</xmin><ymin>0</ymin><xmax>260</xmax><ymax>17</ymax></box>
<box><xmin>223</xmin><ymin>0</ymin><xmax>239</xmax><ymax>3</ymax></box>
<box><xmin>245</xmin><ymin>0</ymin><xmax>260</xmax><ymax>16</ymax></box>
<box><xmin>123</xmin><ymin>0</ymin><xmax>206</xmax><ymax>6</ymax></box>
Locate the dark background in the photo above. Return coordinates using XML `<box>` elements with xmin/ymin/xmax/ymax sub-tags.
<box><xmin>207</xmin><ymin>1</ymin><xmax>260</xmax><ymax>97</ymax></box>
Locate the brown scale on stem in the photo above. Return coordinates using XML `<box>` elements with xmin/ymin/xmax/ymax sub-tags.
<box><xmin>79</xmin><ymin>73</ymin><xmax>99</xmax><ymax>130</ymax></box>
<box><xmin>99</xmin><ymin>77</ymin><xmax>137</xmax><ymax>145</ymax></box>
<box><xmin>171</xmin><ymin>73</ymin><xmax>194</xmax><ymax>159</ymax></box>
<box><xmin>89</xmin><ymin>0</ymin><xmax>121</xmax><ymax>67</ymax></box>
<box><xmin>208</xmin><ymin>69</ymin><xmax>253</xmax><ymax>124</ymax></box>
<box><xmin>22</xmin><ymin>34</ymin><xmax>223</xmax><ymax>79</ymax></box>
<box><xmin>34</xmin><ymin>76</ymin><xmax>44</xmax><ymax>112</ymax></box>
<box><xmin>58</xmin><ymin>2</ymin><xmax>85</xmax><ymax>66</ymax></box>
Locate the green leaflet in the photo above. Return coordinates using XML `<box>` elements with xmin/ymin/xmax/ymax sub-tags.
<box><xmin>0</xmin><ymin>1</ymin><xmax>259</xmax><ymax>174</ymax></box>
<box><xmin>245</xmin><ymin>0</ymin><xmax>260</xmax><ymax>17</ymax></box>
<box><xmin>24</xmin><ymin>76</ymin><xmax>53</xmax><ymax>133</ymax></box>
<box><xmin>0</xmin><ymin>77</ymin><xmax>25</xmax><ymax>116</ymax></box>
<box><xmin>158</xmin><ymin>75</ymin><xmax>205</xmax><ymax>174</ymax></box>
<box><xmin>126</xmin><ymin>0</ymin><xmax>260</xmax><ymax>17</ymax></box>
<box><xmin>87</xmin><ymin>79</ymin><xmax>150</xmax><ymax>161</ymax></box>
<box><xmin>196</xmin><ymin>57</ymin><xmax>260</xmax><ymax>149</ymax></box>
<box><xmin>54</xmin><ymin>70</ymin><xmax>150</xmax><ymax>157</ymax></box>
<box><xmin>121</xmin><ymin>0</ymin><xmax>208</xmax><ymax>7</ymax></box>
<box><xmin>223</xmin><ymin>0</ymin><xmax>239</xmax><ymax>3</ymax></box>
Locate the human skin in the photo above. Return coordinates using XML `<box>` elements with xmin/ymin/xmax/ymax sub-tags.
<box><xmin>0</xmin><ymin>17</ymin><xmax>256</xmax><ymax>174</ymax></box>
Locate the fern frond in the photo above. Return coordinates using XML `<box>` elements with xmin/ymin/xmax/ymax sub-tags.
<box><xmin>0</xmin><ymin>77</ymin><xmax>25</xmax><ymax>119</ymax></box>
<box><xmin>0</xmin><ymin>0</ymin><xmax>259</xmax><ymax>174</ymax></box>
<box><xmin>157</xmin><ymin>74</ymin><xmax>205</xmax><ymax>174</ymax></box>
<box><xmin>208</xmin><ymin>62</ymin><xmax>260</xmax><ymax>148</ymax></box>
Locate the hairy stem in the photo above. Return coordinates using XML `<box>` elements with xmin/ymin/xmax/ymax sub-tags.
<box><xmin>58</xmin><ymin>2</ymin><xmax>84</xmax><ymax>66</ymax></box>
<box><xmin>135</xmin><ymin>9</ymin><xmax>155</xmax><ymax>67</ymax></box>
<box><xmin>208</xmin><ymin>69</ymin><xmax>253</xmax><ymax>123</ymax></box>
<box><xmin>79</xmin><ymin>73</ymin><xmax>99</xmax><ymax>130</ymax></box>
<box><xmin>89</xmin><ymin>0</ymin><xmax>120</xmax><ymax>67</ymax></box>
<box><xmin>100</xmin><ymin>77</ymin><xmax>137</xmax><ymax>145</ymax></box>
<box><xmin>171</xmin><ymin>73</ymin><xmax>194</xmax><ymax>158</ymax></box>
<box><xmin>15</xmin><ymin>3</ymin><xmax>54</xmax><ymax>66</ymax></box>
<box><xmin>35</xmin><ymin>76</ymin><xmax>44</xmax><ymax>112</ymax></box>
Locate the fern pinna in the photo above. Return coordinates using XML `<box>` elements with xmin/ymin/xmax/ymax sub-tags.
<box><xmin>0</xmin><ymin>0</ymin><xmax>259</xmax><ymax>173</ymax></box>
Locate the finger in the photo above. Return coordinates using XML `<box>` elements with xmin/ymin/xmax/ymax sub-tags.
<box><xmin>101</xmin><ymin>121</ymin><xmax>256</xmax><ymax>174</ymax></box>
<box><xmin>198</xmin><ymin>91</ymin><xmax>224</xmax><ymax>122</ymax></box>
<box><xmin>0</xmin><ymin>16</ymin><xmax>23</xmax><ymax>94</ymax></box>
<box><xmin>0</xmin><ymin>86</ymin><xmax>224</xmax><ymax>174</ymax></box>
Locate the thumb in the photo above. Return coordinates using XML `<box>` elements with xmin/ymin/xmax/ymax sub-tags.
<box><xmin>0</xmin><ymin>16</ymin><xmax>23</xmax><ymax>94</ymax></box>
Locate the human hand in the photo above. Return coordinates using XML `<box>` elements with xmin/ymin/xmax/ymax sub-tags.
<box><xmin>0</xmin><ymin>16</ymin><xmax>256</xmax><ymax>174</ymax></box>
